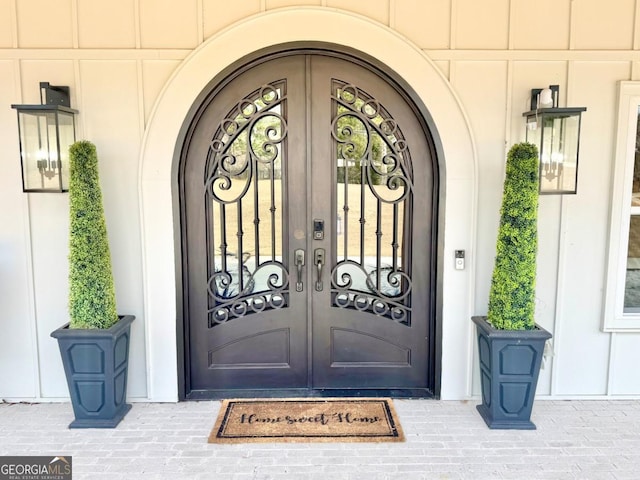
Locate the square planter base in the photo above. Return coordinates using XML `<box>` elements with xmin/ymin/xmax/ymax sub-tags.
<box><xmin>69</xmin><ymin>404</ymin><xmax>132</xmax><ymax>429</ymax></box>
<box><xmin>476</xmin><ymin>404</ymin><xmax>535</xmax><ymax>430</ymax></box>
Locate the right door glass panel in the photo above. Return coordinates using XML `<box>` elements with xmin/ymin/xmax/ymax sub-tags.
<box><xmin>331</xmin><ymin>81</ymin><xmax>414</xmax><ymax>325</ymax></box>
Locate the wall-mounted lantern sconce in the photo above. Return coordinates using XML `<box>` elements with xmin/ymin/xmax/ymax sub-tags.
<box><xmin>523</xmin><ymin>85</ymin><xmax>586</xmax><ymax>194</ymax></box>
<box><xmin>11</xmin><ymin>82</ymin><xmax>78</xmax><ymax>192</ymax></box>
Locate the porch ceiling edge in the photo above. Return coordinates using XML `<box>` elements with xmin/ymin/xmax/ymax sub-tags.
<box><xmin>139</xmin><ymin>6</ymin><xmax>478</xmax><ymax>401</ymax></box>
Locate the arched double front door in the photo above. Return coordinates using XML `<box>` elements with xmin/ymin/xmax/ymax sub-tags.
<box><xmin>180</xmin><ymin>50</ymin><xmax>439</xmax><ymax>398</ymax></box>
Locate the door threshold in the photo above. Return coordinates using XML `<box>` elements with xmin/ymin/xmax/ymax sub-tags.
<box><xmin>185</xmin><ymin>388</ymin><xmax>435</xmax><ymax>400</ymax></box>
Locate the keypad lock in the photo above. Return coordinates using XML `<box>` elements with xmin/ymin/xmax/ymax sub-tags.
<box><xmin>313</xmin><ymin>219</ymin><xmax>324</xmax><ymax>240</ymax></box>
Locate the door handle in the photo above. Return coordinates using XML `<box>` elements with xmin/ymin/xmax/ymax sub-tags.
<box><xmin>314</xmin><ymin>248</ymin><xmax>325</xmax><ymax>291</ymax></box>
<box><xmin>294</xmin><ymin>249</ymin><xmax>305</xmax><ymax>292</ymax></box>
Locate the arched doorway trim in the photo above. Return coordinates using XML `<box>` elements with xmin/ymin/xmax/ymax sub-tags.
<box><xmin>139</xmin><ymin>7</ymin><xmax>477</xmax><ymax>401</ymax></box>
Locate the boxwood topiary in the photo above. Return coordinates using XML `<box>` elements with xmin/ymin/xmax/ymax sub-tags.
<box><xmin>487</xmin><ymin>142</ymin><xmax>539</xmax><ymax>330</ymax></box>
<box><xmin>68</xmin><ymin>140</ymin><xmax>118</xmax><ymax>329</ymax></box>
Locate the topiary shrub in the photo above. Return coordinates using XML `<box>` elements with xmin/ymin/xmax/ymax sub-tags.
<box><xmin>68</xmin><ymin>140</ymin><xmax>118</xmax><ymax>329</ymax></box>
<box><xmin>487</xmin><ymin>142</ymin><xmax>539</xmax><ymax>330</ymax></box>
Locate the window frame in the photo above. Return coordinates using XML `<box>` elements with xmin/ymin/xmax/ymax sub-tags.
<box><xmin>603</xmin><ymin>81</ymin><xmax>640</xmax><ymax>331</ymax></box>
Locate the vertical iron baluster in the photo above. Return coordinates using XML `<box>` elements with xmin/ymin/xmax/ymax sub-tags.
<box><xmin>360</xmin><ymin>157</ymin><xmax>366</xmax><ymax>267</ymax></box>
<box><xmin>253</xmin><ymin>155</ymin><xmax>260</xmax><ymax>267</ymax></box>
<box><xmin>343</xmin><ymin>167</ymin><xmax>349</xmax><ymax>261</ymax></box>
<box><xmin>237</xmin><ymin>199</ymin><xmax>244</xmax><ymax>293</ymax></box>
<box><xmin>220</xmin><ymin>204</ymin><xmax>227</xmax><ymax>274</ymax></box>
<box><xmin>376</xmin><ymin>198</ymin><xmax>382</xmax><ymax>291</ymax></box>
<box><xmin>392</xmin><ymin>202</ymin><xmax>399</xmax><ymax>273</ymax></box>
<box><xmin>207</xmin><ymin>185</ymin><xmax>215</xmax><ymax>277</ymax></box>
<box><xmin>270</xmin><ymin>147</ymin><xmax>276</xmax><ymax>261</ymax></box>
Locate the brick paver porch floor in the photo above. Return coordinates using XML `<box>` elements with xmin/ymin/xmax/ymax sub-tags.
<box><xmin>1</xmin><ymin>399</ymin><xmax>639</xmax><ymax>479</ymax></box>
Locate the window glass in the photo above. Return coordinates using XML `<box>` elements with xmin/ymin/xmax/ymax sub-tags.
<box><xmin>624</xmin><ymin>108</ymin><xmax>640</xmax><ymax>311</ymax></box>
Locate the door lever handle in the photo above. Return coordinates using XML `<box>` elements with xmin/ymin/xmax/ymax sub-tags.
<box><xmin>314</xmin><ymin>248</ymin><xmax>325</xmax><ymax>291</ymax></box>
<box><xmin>294</xmin><ymin>249</ymin><xmax>305</xmax><ymax>292</ymax></box>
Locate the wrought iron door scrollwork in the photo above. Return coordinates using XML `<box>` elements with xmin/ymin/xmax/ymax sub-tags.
<box><xmin>204</xmin><ymin>82</ymin><xmax>290</xmax><ymax>327</ymax></box>
<box><xmin>331</xmin><ymin>81</ymin><xmax>414</xmax><ymax>326</ymax></box>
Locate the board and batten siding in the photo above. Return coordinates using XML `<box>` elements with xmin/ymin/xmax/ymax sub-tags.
<box><xmin>1</xmin><ymin>0</ymin><xmax>639</xmax><ymax>401</ymax></box>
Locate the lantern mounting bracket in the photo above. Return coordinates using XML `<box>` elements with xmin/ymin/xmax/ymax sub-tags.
<box><xmin>39</xmin><ymin>82</ymin><xmax>71</xmax><ymax>108</ymax></box>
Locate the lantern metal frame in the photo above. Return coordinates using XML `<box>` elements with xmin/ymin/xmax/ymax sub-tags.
<box><xmin>11</xmin><ymin>82</ymin><xmax>78</xmax><ymax>193</ymax></box>
<box><xmin>522</xmin><ymin>85</ymin><xmax>586</xmax><ymax>195</ymax></box>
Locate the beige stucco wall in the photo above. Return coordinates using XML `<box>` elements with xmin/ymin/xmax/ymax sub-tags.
<box><xmin>1</xmin><ymin>0</ymin><xmax>640</xmax><ymax>401</ymax></box>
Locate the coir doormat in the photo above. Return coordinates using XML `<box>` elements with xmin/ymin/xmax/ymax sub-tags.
<box><xmin>209</xmin><ymin>398</ymin><xmax>404</xmax><ymax>443</ymax></box>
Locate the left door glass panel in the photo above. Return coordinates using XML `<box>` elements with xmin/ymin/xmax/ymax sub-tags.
<box><xmin>205</xmin><ymin>83</ymin><xmax>289</xmax><ymax>325</ymax></box>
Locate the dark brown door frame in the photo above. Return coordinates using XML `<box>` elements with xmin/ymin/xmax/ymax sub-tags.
<box><xmin>173</xmin><ymin>43</ymin><xmax>444</xmax><ymax>400</ymax></box>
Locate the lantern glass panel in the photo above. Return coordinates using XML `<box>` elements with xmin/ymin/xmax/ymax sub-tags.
<box><xmin>538</xmin><ymin>113</ymin><xmax>581</xmax><ymax>194</ymax></box>
<box><xmin>525</xmin><ymin>114</ymin><xmax>541</xmax><ymax>151</ymax></box>
<box><xmin>17</xmin><ymin>109</ymin><xmax>75</xmax><ymax>192</ymax></box>
<box><xmin>57</xmin><ymin>111</ymin><xmax>75</xmax><ymax>191</ymax></box>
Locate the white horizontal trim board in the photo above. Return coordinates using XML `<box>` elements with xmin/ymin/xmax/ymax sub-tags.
<box><xmin>1</xmin><ymin>49</ymin><xmax>639</xmax><ymax>62</ymax></box>
<box><xmin>0</xmin><ymin>49</ymin><xmax>192</xmax><ymax>60</ymax></box>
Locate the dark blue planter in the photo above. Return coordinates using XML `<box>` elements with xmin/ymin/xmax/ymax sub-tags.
<box><xmin>472</xmin><ymin>316</ymin><xmax>551</xmax><ymax>430</ymax></box>
<box><xmin>51</xmin><ymin>315</ymin><xmax>135</xmax><ymax>428</ymax></box>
